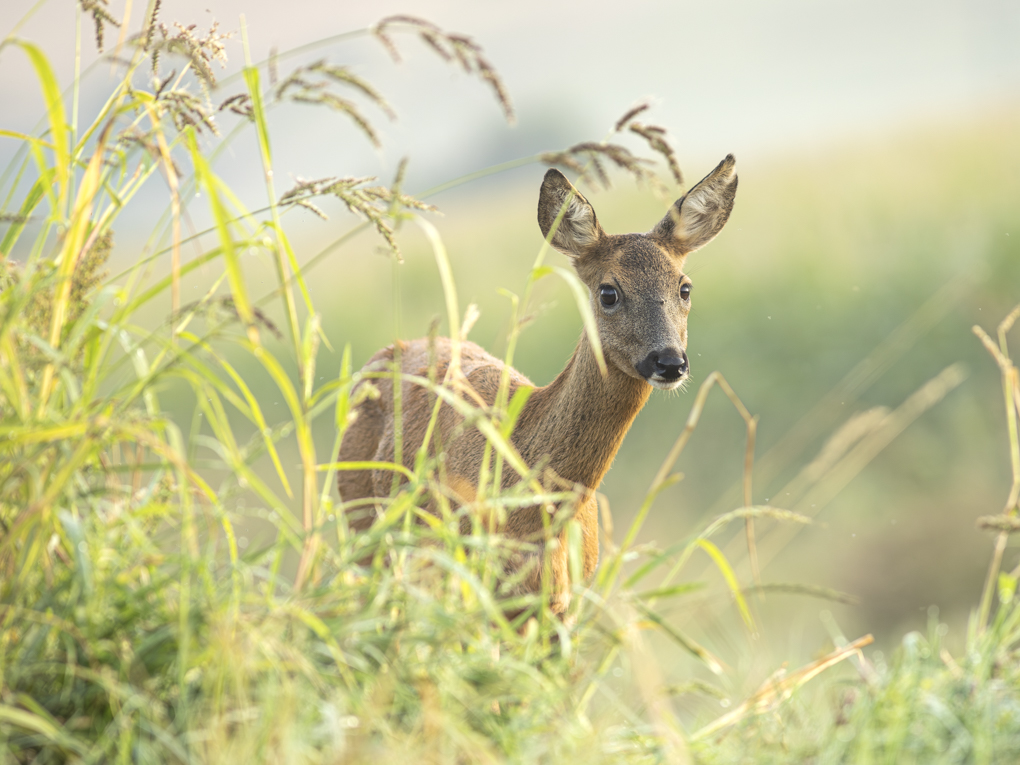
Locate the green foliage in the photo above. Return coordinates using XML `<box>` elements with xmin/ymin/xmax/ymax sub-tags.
<box><xmin>696</xmin><ymin>603</ymin><xmax>1020</xmax><ymax>763</ymax></box>
<box><xmin>0</xmin><ymin>231</ymin><xmax>109</xmax><ymax>360</ymax></box>
<box><xmin>0</xmin><ymin>7</ymin><xmax>750</xmax><ymax>762</ymax></box>
<box><xmin>1</xmin><ymin>4</ymin><xmax>1018</xmax><ymax>763</ymax></box>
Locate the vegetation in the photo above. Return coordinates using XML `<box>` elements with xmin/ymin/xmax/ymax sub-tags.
<box><xmin>1</xmin><ymin>3</ymin><xmax>1019</xmax><ymax>763</ymax></box>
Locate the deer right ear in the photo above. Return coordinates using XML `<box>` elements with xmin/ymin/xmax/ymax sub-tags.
<box><xmin>652</xmin><ymin>154</ymin><xmax>738</xmax><ymax>256</ymax></box>
<box><xmin>537</xmin><ymin>169</ymin><xmax>605</xmax><ymax>258</ymax></box>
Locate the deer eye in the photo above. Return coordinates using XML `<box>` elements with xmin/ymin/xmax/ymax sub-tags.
<box><xmin>680</xmin><ymin>282</ymin><xmax>692</xmax><ymax>300</ymax></box>
<box><xmin>599</xmin><ymin>285</ymin><xmax>619</xmax><ymax>307</ymax></box>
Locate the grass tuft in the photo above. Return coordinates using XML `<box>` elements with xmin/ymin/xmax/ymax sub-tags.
<box><xmin>0</xmin><ymin>6</ymin><xmax>1017</xmax><ymax>763</ymax></box>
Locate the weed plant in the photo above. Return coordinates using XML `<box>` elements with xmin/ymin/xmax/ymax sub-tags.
<box><xmin>1</xmin><ymin>4</ymin><xmax>1019</xmax><ymax>763</ymax></box>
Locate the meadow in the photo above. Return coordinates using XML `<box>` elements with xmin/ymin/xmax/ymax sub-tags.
<box><xmin>2</xmin><ymin>4</ymin><xmax>1020</xmax><ymax>762</ymax></box>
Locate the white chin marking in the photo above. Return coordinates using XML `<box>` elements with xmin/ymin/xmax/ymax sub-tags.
<box><xmin>649</xmin><ymin>377</ymin><xmax>685</xmax><ymax>391</ymax></box>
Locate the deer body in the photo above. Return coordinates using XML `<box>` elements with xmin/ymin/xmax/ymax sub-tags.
<box><xmin>338</xmin><ymin>156</ymin><xmax>738</xmax><ymax>611</ymax></box>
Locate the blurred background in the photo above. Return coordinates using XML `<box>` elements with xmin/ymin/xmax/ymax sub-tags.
<box><xmin>3</xmin><ymin>0</ymin><xmax>1020</xmax><ymax>691</ymax></box>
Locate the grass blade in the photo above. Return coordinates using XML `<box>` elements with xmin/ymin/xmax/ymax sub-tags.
<box><xmin>185</xmin><ymin>129</ymin><xmax>259</xmax><ymax>345</ymax></box>
<box><xmin>9</xmin><ymin>41</ymin><xmax>69</xmax><ymax>211</ymax></box>
<box><xmin>697</xmin><ymin>538</ymin><xmax>754</xmax><ymax>631</ymax></box>
<box><xmin>551</xmin><ymin>264</ymin><xmax>605</xmax><ymax>376</ymax></box>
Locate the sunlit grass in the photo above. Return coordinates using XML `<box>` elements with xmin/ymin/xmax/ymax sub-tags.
<box><xmin>1</xmin><ymin>3</ymin><xmax>1020</xmax><ymax>763</ymax></box>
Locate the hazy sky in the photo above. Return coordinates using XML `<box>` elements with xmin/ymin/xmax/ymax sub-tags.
<box><xmin>3</xmin><ymin>0</ymin><xmax>1020</xmax><ymax>194</ymax></box>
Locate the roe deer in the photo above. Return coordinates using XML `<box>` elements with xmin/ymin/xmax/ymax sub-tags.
<box><xmin>337</xmin><ymin>155</ymin><xmax>738</xmax><ymax>612</ymax></box>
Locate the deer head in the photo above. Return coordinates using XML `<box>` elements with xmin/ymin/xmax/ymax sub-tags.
<box><xmin>537</xmin><ymin>155</ymin><xmax>738</xmax><ymax>388</ymax></box>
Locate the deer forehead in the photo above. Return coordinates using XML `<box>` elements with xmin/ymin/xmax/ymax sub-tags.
<box><xmin>582</xmin><ymin>234</ymin><xmax>684</xmax><ymax>290</ymax></box>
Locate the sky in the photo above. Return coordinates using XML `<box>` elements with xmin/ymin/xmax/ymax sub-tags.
<box><xmin>3</xmin><ymin>0</ymin><xmax>1020</xmax><ymax>196</ymax></box>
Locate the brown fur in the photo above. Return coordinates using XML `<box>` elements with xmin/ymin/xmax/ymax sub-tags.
<box><xmin>338</xmin><ymin>156</ymin><xmax>738</xmax><ymax>612</ymax></box>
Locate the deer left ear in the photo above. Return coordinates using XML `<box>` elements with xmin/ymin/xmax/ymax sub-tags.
<box><xmin>652</xmin><ymin>154</ymin><xmax>738</xmax><ymax>255</ymax></box>
<box><xmin>537</xmin><ymin>169</ymin><xmax>605</xmax><ymax>258</ymax></box>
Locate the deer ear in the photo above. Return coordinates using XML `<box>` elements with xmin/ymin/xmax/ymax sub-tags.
<box><xmin>652</xmin><ymin>154</ymin><xmax>738</xmax><ymax>255</ymax></box>
<box><xmin>537</xmin><ymin>169</ymin><xmax>605</xmax><ymax>258</ymax></box>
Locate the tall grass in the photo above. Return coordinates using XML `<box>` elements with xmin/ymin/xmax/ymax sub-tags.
<box><xmin>697</xmin><ymin>307</ymin><xmax>1020</xmax><ymax>764</ymax></box>
<box><xmin>1</xmin><ymin>4</ymin><xmax>1018</xmax><ymax>763</ymax></box>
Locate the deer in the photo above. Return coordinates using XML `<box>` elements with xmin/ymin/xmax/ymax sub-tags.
<box><xmin>337</xmin><ymin>155</ymin><xmax>738</xmax><ymax>613</ymax></box>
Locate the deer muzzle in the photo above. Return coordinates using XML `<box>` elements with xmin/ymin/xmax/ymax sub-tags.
<box><xmin>636</xmin><ymin>348</ymin><xmax>689</xmax><ymax>389</ymax></box>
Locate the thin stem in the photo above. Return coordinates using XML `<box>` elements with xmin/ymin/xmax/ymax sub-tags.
<box><xmin>214</xmin><ymin>28</ymin><xmax>372</xmax><ymax>91</ymax></box>
<box><xmin>1</xmin><ymin>0</ymin><xmax>49</xmax><ymax>43</ymax></box>
<box><xmin>70</xmin><ymin>2</ymin><xmax>81</xmax><ymax>220</ymax></box>
<box><xmin>744</xmin><ymin>415</ymin><xmax>761</xmax><ymax>587</ymax></box>
<box><xmin>241</xmin><ymin>18</ymin><xmax>301</xmax><ymax>358</ymax></box>
<box><xmin>417</xmin><ymin>155</ymin><xmax>539</xmax><ymax>199</ymax></box>
<box><xmin>599</xmin><ymin>372</ymin><xmax>759</xmax><ymax>598</ymax></box>
<box><xmin>979</xmin><ymin>532</ymin><xmax>1009</xmax><ymax>632</ymax></box>
<box><xmin>111</xmin><ymin>0</ymin><xmax>134</xmax><ymax>71</ymax></box>
<box><xmin>974</xmin><ymin>316</ymin><xmax>1019</xmax><ymax>633</ymax></box>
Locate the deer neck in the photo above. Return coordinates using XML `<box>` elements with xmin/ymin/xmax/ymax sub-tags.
<box><xmin>518</xmin><ymin>334</ymin><xmax>651</xmax><ymax>491</ymax></box>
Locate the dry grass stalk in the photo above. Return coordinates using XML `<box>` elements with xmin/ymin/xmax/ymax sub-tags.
<box><xmin>999</xmin><ymin>303</ymin><xmax>1020</xmax><ymax>344</ymax></box>
<box><xmin>613</xmin><ymin>103</ymin><xmax>652</xmax><ymax>132</ymax></box>
<box><xmin>628</xmin><ymin>122</ymin><xmax>684</xmax><ymax>185</ymax></box>
<box><xmin>693</xmin><ymin>634</ymin><xmax>875</xmax><ymax>741</ymax></box>
<box><xmin>974</xmin><ymin>307</ymin><xmax>1020</xmax><ymax>632</ymax></box>
<box><xmin>171</xmin><ymin>297</ymin><xmax>284</xmax><ymax>341</ymax></box>
<box><xmin>978</xmin><ymin>515</ymin><xmax>1020</xmax><ymax>533</ymax></box>
<box><xmin>797</xmin><ymin>367</ymin><xmax>963</xmax><ymax>517</ymax></box>
<box><xmin>279</xmin><ymin>175</ymin><xmax>434</xmax><ymax>260</ymax></box>
<box><xmin>541</xmin><ymin>103</ymin><xmax>685</xmax><ymax>190</ymax></box>
<box><xmin>273</xmin><ymin>60</ymin><xmax>395</xmax><ymax>147</ymax></box>
<box><xmin>702</xmin><ymin>365</ymin><xmax>964</xmax><ymax>600</ymax></box>
<box><xmin>372</xmin><ymin>15</ymin><xmax>515</xmax><ymax>124</ymax></box>
<box><xmin>781</xmin><ymin>407</ymin><xmax>890</xmax><ymax>508</ymax></box>
<box><xmin>540</xmin><ymin>141</ymin><xmax>653</xmax><ymax>190</ymax></box>
<box><xmin>651</xmin><ymin>372</ymin><xmax>760</xmax><ymax>562</ymax></box>
<box><xmin>743</xmin><ymin>583</ymin><xmax>861</xmax><ymax>605</ymax></box>
<box><xmin>709</xmin><ymin>279</ymin><xmax>963</xmax><ymax>533</ymax></box>
<box><xmin>134</xmin><ymin>5</ymin><xmax>233</xmax><ymax>138</ymax></box>
<box><xmin>146</xmin><ymin>17</ymin><xmax>231</xmax><ymax>91</ymax></box>
<box><xmin>79</xmin><ymin>0</ymin><xmax>120</xmax><ymax>51</ymax></box>
<box><xmin>158</xmin><ymin>85</ymin><xmax>218</xmax><ymax>134</ymax></box>
<box><xmin>217</xmin><ymin>93</ymin><xmax>253</xmax><ymax>120</ymax></box>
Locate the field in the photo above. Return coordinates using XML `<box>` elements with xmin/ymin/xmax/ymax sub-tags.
<box><xmin>2</xmin><ymin>4</ymin><xmax>1020</xmax><ymax>763</ymax></box>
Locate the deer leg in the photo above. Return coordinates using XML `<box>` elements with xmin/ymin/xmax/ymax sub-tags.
<box><xmin>337</xmin><ymin>393</ymin><xmax>386</xmax><ymax>532</ymax></box>
<box><xmin>547</xmin><ymin>529</ymin><xmax>572</xmax><ymax>614</ymax></box>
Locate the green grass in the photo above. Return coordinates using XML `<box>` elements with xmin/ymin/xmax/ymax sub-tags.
<box><xmin>695</xmin><ymin>598</ymin><xmax>1020</xmax><ymax>763</ymax></box>
<box><xmin>2</xmin><ymin>4</ymin><xmax>1020</xmax><ymax>763</ymax></box>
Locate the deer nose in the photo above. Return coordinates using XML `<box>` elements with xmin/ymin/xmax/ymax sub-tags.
<box><xmin>655</xmin><ymin>350</ymin><xmax>688</xmax><ymax>380</ymax></box>
<box><xmin>638</xmin><ymin>349</ymin><xmax>689</xmax><ymax>381</ymax></box>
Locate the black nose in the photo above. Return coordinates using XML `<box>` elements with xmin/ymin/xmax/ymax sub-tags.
<box><xmin>638</xmin><ymin>349</ymin><xmax>689</xmax><ymax>380</ymax></box>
